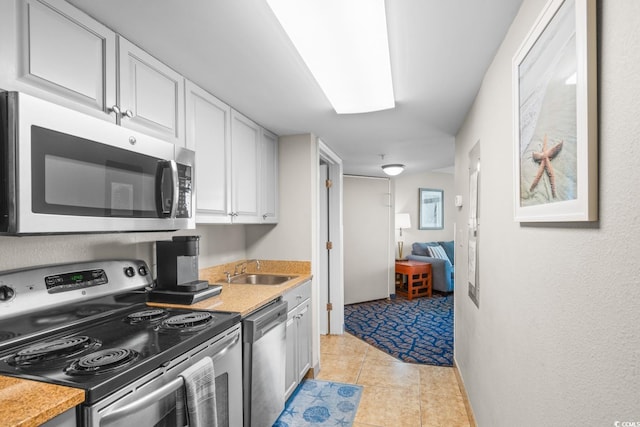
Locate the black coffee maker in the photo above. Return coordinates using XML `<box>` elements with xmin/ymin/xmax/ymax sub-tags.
<box><xmin>148</xmin><ymin>236</ymin><xmax>222</xmax><ymax>304</ymax></box>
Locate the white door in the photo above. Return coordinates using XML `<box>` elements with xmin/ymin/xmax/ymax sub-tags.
<box><xmin>318</xmin><ymin>142</ymin><xmax>345</xmax><ymax>335</ymax></box>
<box><xmin>319</xmin><ymin>162</ymin><xmax>329</xmax><ymax>333</ymax></box>
<box><xmin>343</xmin><ymin>176</ymin><xmax>391</xmax><ymax>304</ymax></box>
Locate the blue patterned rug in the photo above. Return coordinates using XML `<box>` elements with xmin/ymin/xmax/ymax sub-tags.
<box><xmin>344</xmin><ymin>293</ymin><xmax>453</xmax><ymax>366</ymax></box>
<box><xmin>274</xmin><ymin>380</ymin><xmax>363</xmax><ymax>427</ymax></box>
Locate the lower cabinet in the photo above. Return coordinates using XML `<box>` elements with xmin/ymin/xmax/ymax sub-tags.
<box><xmin>283</xmin><ymin>281</ymin><xmax>312</xmax><ymax>400</ymax></box>
<box><xmin>41</xmin><ymin>407</ymin><xmax>76</xmax><ymax>427</ymax></box>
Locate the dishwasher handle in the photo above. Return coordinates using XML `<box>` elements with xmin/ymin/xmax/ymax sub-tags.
<box><xmin>243</xmin><ymin>300</ymin><xmax>288</xmax><ymax>343</ymax></box>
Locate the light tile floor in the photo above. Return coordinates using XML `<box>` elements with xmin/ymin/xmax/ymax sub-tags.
<box><xmin>318</xmin><ymin>333</ymin><xmax>472</xmax><ymax>427</ymax></box>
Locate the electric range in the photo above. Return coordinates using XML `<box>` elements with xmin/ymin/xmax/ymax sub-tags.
<box><xmin>0</xmin><ymin>259</ymin><xmax>243</xmax><ymax>426</ymax></box>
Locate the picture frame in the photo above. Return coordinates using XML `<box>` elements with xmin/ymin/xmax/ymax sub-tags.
<box><xmin>419</xmin><ymin>188</ymin><xmax>443</xmax><ymax>230</ymax></box>
<box><xmin>512</xmin><ymin>0</ymin><xmax>597</xmax><ymax>222</ymax></box>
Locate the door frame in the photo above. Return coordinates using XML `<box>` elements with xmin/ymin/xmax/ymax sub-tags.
<box><xmin>317</xmin><ymin>140</ymin><xmax>344</xmax><ymax>335</ymax></box>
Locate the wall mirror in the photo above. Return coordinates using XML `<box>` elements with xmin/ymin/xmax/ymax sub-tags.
<box><xmin>419</xmin><ymin>188</ymin><xmax>444</xmax><ymax>230</ymax></box>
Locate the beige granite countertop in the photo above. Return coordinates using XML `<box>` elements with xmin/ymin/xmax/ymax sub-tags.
<box><xmin>0</xmin><ymin>376</ymin><xmax>84</xmax><ymax>427</ymax></box>
<box><xmin>147</xmin><ymin>260</ymin><xmax>312</xmax><ymax>316</ymax></box>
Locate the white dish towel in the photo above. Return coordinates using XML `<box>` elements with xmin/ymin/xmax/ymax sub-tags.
<box><xmin>177</xmin><ymin>356</ymin><xmax>218</xmax><ymax>427</ymax></box>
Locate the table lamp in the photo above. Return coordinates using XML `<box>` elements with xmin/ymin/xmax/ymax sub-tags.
<box><xmin>395</xmin><ymin>213</ymin><xmax>411</xmax><ymax>259</ymax></box>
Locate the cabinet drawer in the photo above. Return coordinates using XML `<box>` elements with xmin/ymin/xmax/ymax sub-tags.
<box><xmin>283</xmin><ymin>280</ymin><xmax>311</xmax><ymax>311</ymax></box>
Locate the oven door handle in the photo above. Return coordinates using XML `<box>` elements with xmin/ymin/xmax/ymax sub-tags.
<box><xmin>209</xmin><ymin>328</ymin><xmax>241</xmax><ymax>362</ymax></box>
<box><xmin>101</xmin><ymin>329</ymin><xmax>240</xmax><ymax>426</ymax></box>
<box><xmin>101</xmin><ymin>377</ymin><xmax>184</xmax><ymax>426</ymax></box>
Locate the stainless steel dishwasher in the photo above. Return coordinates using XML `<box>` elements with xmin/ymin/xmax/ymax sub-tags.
<box><xmin>243</xmin><ymin>299</ymin><xmax>288</xmax><ymax>427</ymax></box>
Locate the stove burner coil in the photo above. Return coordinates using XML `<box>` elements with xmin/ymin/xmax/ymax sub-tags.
<box><xmin>126</xmin><ymin>308</ymin><xmax>169</xmax><ymax>323</ymax></box>
<box><xmin>8</xmin><ymin>336</ymin><xmax>101</xmax><ymax>368</ymax></box>
<box><xmin>65</xmin><ymin>348</ymin><xmax>139</xmax><ymax>376</ymax></box>
<box><xmin>160</xmin><ymin>312</ymin><xmax>214</xmax><ymax>331</ymax></box>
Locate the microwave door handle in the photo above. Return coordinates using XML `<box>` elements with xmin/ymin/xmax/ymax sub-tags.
<box><xmin>155</xmin><ymin>160</ymin><xmax>179</xmax><ymax>218</ymax></box>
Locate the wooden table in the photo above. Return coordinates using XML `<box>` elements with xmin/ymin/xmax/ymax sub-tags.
<box><xmin>395</xmin><ymin>260</ymin><xmax>432</xmax><ymax>300</ymax></box>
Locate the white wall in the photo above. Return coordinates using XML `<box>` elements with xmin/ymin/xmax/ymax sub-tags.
<box><xmin>246</xmin><ymin>134</ymin><xmax>317</xmax><ymax>261</ymax></box>
<box><xmin>394</xmin><ymin>170</ymin><xmax>455</xmax><ymax>253</ymax></box>
<box><xmin>245</xmin><ymin>133</ymin><xmax>321</xmax><ymax>375</ymax></box>
<box><xmin>454</xmin><ymin>1</ymin><xmax>640</xmax><ymax>425</ymax></box>
<box><xmin>0</xmin><ymin>225</ymin><xmax>246</xmax><ymax>276</ymax></box>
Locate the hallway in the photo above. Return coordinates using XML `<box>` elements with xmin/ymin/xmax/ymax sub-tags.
<box><xmin>317</xmin><ymin>333</ymin><xmax>473</xmax><ymax>426</ymax></box>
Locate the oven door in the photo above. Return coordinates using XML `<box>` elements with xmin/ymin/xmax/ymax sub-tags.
<box><xmin>86</xmin><ymin>324</ymin><xmax>242</xmax><ymax>427</ymax></box>
<box><xmin>2</xmin><ymin>91</ymin><xmax>194</xmax><ymax>234</ymax></box>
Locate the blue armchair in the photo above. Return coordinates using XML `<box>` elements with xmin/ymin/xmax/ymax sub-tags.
<box><xmin>406</xmin><ymin>241</ymin><xmax>454</xmax><ymax>292</ymax></box>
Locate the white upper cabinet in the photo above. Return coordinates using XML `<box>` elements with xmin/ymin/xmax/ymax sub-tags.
<box><xmin>188</xmin><ymin>92</ymin><xmax>280</xmax><ymax>225</ymax></box>
<box><xmin>260</xmin><ymin>129</ymin><xmax>279</xmax><ymax>223</ymax></box>
<box><xmin>118</xmin><ymin>37</ymin><xmax>185</xmax><ymax>146</ymax></box>
<box><xmin>2</xmin><ymin>0</ymin><xmax>117</xmax><ymax>120</ymax></box>
<box><xmin>0</xmin><ymin>0</ymin><xmax>279</xmax><ymax>224</ymax></box>
<box><xmin>185</xmin><ymin>81</ymin><xmax>232</xmax><ymax>223</ymax></box>
<box><xmin>230</xmin><ymin>110</ymin><xmax>261</xmax><ymax>223</ymax></box>
<box><xmin>0</xmin><ymin>0</ymin><xmax>185</xmax><ymax>146</ymax></box>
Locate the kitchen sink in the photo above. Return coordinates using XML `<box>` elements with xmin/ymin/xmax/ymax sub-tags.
<box><xmin>229</xmin><ymin>273</ymin><xmax>296</xmax><ymax>285</ymax></box>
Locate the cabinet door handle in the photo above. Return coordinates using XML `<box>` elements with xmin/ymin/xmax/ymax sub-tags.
<box><xmin>109</xmin><ymin>106</ymin><xmax>134</xmax><ymax>119</ymax></box>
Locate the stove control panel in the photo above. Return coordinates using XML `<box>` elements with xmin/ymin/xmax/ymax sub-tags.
<box><xmin>0</xmin><ymin>259</ymin><xmax>153</xmax><ymax>320</ymax></box>
<box><xmin>45</xmin><ymin>269</ymin><xmax>108</xmax><ymax>293</ymax></box>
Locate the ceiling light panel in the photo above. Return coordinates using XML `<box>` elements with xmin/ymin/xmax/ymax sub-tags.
<box><xmin>267</xmin><ymin>0</ymin><xmax>395</xmax><ymax>114</ymax></box>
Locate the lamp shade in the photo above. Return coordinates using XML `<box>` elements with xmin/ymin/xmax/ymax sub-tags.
<box><xmin>382</xmin><ymin>164</ymin><xmax>404</xmax><ymax>176</ymax></box>
<box><xmin>395</xmin><ymin>213</ymin><xmax>411</xmax><ymax>230</ymax></box>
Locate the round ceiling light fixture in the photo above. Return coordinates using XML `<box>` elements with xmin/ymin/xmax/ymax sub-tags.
<box><xmin>381</xmin><ymin>164</ymin><xmax>405</xmax><ymax>176</ymax></box>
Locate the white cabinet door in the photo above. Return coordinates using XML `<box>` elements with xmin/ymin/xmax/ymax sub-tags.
<box><xmin>5</xmin><ymin>0</ymin><xmax>116</xmax><ymax>120</ymax></box>
<box><xmin>284</xmin><ymin>281</ymin><xmax>312</xmax><ymax>400</ymax></box>
<box><xmin>185</xmin><ymin>81</ymin><xmax>232</xmax><ymax>223</ymax></box>
<box><xmin>118</xmin><ymin>37</ymin><xmax>185</xmax><ymax>146</ymax></box>
<box><xmin>260</xmin><ymin>129</ymin><xmax>279</xmax><ymax>223</ymax></box>
<box><xmin>296</xmin><ymin>300</ymin><xmax>312</xmax><ymax>381</ymax></box>
<box><xmin>284</xmin><ymin>299</ymin><xmax>312</xmax><ymax>400</ymax></box>
<box><xmin>284</xmin><ymin>312</ymin><xmax>297</xmax><ymax>399</ymax></box>
<box><xmin>230</xmin><ymin>110</ymin><xmax>260</xmax><ymax>223</ymax></box>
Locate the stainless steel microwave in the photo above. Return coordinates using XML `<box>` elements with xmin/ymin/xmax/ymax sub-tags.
<box><xmin>0</xmin><ymin>91</ymin><xmax>195</xmax><ymax>234</ymax></box>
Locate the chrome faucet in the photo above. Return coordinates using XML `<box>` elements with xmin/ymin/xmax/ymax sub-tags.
<box><xmin>246</xmin><ymin>259</ymin><xmax>261</xmax><ymax>272</ymax></box>
<box><xmin>229</xmin><ymin>259</ymin><xmax>261</xmax><ymax>282</ymax></box>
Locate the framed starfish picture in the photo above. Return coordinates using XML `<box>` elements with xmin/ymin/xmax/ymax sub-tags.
<box><xmin>512</xmin><ymin>0</ymin><xmax>598</xmax><ymax>222</ymax></box>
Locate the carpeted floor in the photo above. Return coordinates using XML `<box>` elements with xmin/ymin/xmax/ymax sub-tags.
<box><xmin>344</xmin><ymin>293</ymin><xmax>453</xmax><ymax>366</ymax></box>
<box><xmin>274</xmin><ymin>379</ymin><xmax>363</xmax><ymax>427</ymax></box>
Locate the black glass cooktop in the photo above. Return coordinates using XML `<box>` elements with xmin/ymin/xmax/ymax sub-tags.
<box><xmin>0</xmin><ymin>302</ymin><xmax>240</xmax><ymax>403</ymax></box>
